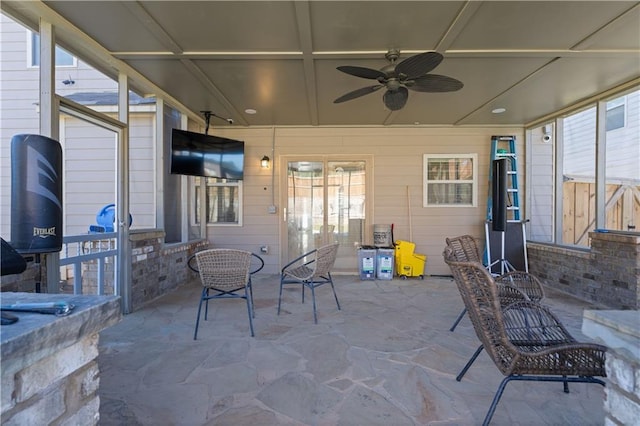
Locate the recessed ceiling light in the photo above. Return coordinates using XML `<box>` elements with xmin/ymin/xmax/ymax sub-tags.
<box><xmin>245</xmin><ymin>108</ymin><xmax>257</xmax><ymax>115</ymax></box>
<box><xmin>492</xmin><ymin>107</ymin><xmax>506</xmax><ymax>114</ymax></box>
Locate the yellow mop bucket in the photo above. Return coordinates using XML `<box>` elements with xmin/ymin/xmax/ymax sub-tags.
<box><xmin>394</xmin><ymin>240</ymin><xmax>427</xmax><ymax>279</ymax></box>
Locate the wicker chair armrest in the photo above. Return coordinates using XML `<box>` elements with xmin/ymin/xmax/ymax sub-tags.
<box><xmin>511</xmin><ymin>341</ymin><xmax>607</xmax><ymax>377</ymax></box>
<box><xmin>496</xmin><ymin>271</ymin><xmax>545</xmax><ymax>301</ymax></box>
<box><xmin>502</xmin><ymin>301</ymin><xmax>576</xmax><ymax>347</ymax></box>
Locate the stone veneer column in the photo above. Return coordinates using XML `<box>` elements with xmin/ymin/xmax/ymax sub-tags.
<box><xmin>583</xmin><ymin>310</ymin><xmax>640</xmax><ymax>425</ymax></box>
<box><xmin>1</xmin><ymin>293</ymin><xmax>121</xmax><ymax>425</ymax></box>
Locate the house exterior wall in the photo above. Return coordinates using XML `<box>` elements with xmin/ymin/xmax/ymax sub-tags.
<box><xmin>60</xmin><ymin>112</ymin><xmax>156</xmax><ymax>235</ymax></box>
<box><xmin>210</xmin><ymin>126</ymin><xmax>525</xmax><ymax>276</ymax></box>
<box><xmin>528</xmin><ymin>126</ymin><xmax>555</xmax><ymax>243</ymax></box>
<box><xmin>1</xmin><ymin>15</ymin><xmax>119</xmax><ymax>238</ymax></box>
<box><xmin>563</xmin><ymin>92</ymin><xmax>640</xmax><ymax>180</ymax></box>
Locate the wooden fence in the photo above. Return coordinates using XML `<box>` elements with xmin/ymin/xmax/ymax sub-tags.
<box><xmin>563</xmin><ymin>178</ymin><xmax>640</xmax><ymax>246</ymax></box>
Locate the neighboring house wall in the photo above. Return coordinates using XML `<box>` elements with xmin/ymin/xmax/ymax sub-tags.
<box><xmin>1</xmin><ymin>16</ymin><xmax>155</xmax><ymax>237</ymax></box>
<box><xmin>564</xmin><ymin>91</ymin><xmax>640</xmax><ymax>179</ymax></box>
<box><xmin>607</xmin><ymin>90</ymin><xmax>640</xmax><ymax>180</ymax></box>
<box><xmin>61</xmin><ymin>111</ymin><xmax>156</xmax><ymax>235</ymax></box>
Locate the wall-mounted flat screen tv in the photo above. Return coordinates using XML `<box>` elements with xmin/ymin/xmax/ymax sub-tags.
<box><xmin>170</xmin><ymin>129</ymin><xmax>244</xmax><ymax>180</ymax></box>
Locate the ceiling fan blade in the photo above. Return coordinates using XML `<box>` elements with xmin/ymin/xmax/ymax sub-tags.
<box><xmin>406</xmin><ymin>74</ymin><xmax>464</xmax><ymax>92</ymax></box>
<box><xmin>396</xmin><ymin>51</ymin><xmax>443</xmax><ymax>79</ymax></box>
<box><xmin>337</xmin><ymin>66</ymin><xmax>386</xmax><ymax>80</ymax></box>
<box><xmin>334</xmin><ymin>85</ymin><xmax>384</xmax><ymax>103</ymax></box>
<box><xmin>383</xmin><ymin>87</ymin><xmax>409</xmax><ymax>111</ymax></box>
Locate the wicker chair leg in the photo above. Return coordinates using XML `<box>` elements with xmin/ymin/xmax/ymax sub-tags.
<box><xmin>450</xmin><ymin>307</ymin><xmax>467</xmax><ymax>332</ymax></box>
<box><xmin>310</xmin><ymin>284</ymin><xmax>318</xmax><ymax>324</ymax></box>
<box><xmin>204</xmin><ymin>288</ymin><xmax>210</xmax><ymax>320</ymax></box>
<box><xmin>277</xmin><ymin>279</ymin><xmax>284</xmax><ymax>315</ymax></box>
<box><xmin>329</xmin><ymin>279</ymin><xmax>341</xmax><ymax>310</ymax></box>
<box><xmin>483</xmin><ymin>375</ymin><xmax>512</xmax><ymax>426</ymax></box>
<box><xmin>245</xmin><ymin>290</ymin><xmax>255</xmax><ymax>337</ymax></box>
<box><xmin>193</xmin><ymin>287</ymin><xmax>208</xmax><ymax>340</ymax></box>
<box><xmin>482</xmin><ymin>375</ymin><xmax>606</xmax><ymax>425</ymax></box>
<box><xmin>457</xmin><ymin>344</ymin><xmax>484</xmax><ymax>382</ymax></box>
<box><xmin>248</xmin><ymin>282</ymin><xmax>255</xmax><ymax>318</ymax></box>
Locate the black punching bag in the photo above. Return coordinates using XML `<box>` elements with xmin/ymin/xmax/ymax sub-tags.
<box><xmin>492</xmin><ymin>158</ymin><xmax>508</xmax><ymax>232</ymax></box>
<box><xmin>11</xmin><ymin>134</ymin><xmax>63</xmax><ymax>254</ymax></box>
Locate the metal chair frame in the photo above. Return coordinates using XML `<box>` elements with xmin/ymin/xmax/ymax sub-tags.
<box><xmin>189</xmin><ymin>249</ymin><xmax>264</xmax><ymax>338</ymax></box>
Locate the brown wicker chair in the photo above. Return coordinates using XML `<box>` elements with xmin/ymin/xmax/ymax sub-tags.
<box><xmin>191</xmin><ymin>248</ymin><xmax>256</xmax><ymax>338</ymax></box>
<box><xmin>278</xmin><ymin>243</ymin><xmax>340</xmax><ymax>323</ymax></box>
<box><xmin>445</xmin><ymin>235</ymin><xmax>545</xmax><ymax>331</ymax></box>
<box><xmin>444</xmin><ymin>253</ymin><xmax>606</xmax><ymax>425</ymax></box>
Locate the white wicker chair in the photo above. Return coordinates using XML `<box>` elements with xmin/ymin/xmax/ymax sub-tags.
<box><xmin>192</xmin><ymin>248</ymin><xmax>254</xmax><ymax>338</ymax></box>
<box><xmin>278</xmin><ymin>243</ymin><xmax>340</xmax><ymax>323</ymax></box>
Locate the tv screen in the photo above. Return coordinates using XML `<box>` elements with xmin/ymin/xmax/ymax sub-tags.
<box><xmin>170</xmin><ymin>129</ymin><xmax>244</xmax><ymax>179</ymax></box>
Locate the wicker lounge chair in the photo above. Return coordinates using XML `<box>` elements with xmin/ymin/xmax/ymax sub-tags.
<box><xmin>190</xmin><ymin>248</ymin><xmax>261</xmax><ymax>338</ymax></box>
<box><xmin>443</xmin><ymin>254</ymin><xmax>606</xmax><ymax>425</ymax></box>
<box><xmin>278</xmin><ymin>243</ymin><xmax>340</xmax><ymax>323</ymax></box>
<box><xmin>445</xmin><ymin>235</ymin><xmax>544</xmax><ymax>331</ymax></box>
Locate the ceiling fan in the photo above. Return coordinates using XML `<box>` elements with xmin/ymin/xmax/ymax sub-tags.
<box><xmin>333</xmin><ymin>49</ymin><xmax>463</xmax><ymax>111</ymax></box>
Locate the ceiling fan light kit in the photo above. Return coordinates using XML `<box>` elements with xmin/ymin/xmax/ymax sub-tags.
<box><xmin>334</xmin><ymin>50</ymin><xmax>463</xmax><ymax>111</ymax></box>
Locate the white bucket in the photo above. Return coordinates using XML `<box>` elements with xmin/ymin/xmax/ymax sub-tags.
<box><xmin>373</xmin><ymin>224</ymin><xmax>392</xmax><ymax>247</ymax></box>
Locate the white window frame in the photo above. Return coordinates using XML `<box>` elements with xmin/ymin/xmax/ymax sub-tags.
<box><xmin>423</xmin><ymin>153</ymin><xmax>478</xmax><ymax>207</ymax></box>
<box><xmin>605</xmin><ymin>96</ymin><xmax>625</xmax><ymax>132</ymax></box>
<box><xmin>27</xmin><ymin>32</ymin><xmax>77</xmax><ymax>68</ymax></box>
<box><xmin>193</xmin><ymin>178</ymin><xmax>243</xmax><ymax>226</ymax></box>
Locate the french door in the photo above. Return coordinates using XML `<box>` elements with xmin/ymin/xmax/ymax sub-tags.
<box><xmin>282</xmin><ymin>157</ymin><xmax>370</xmax><ymax>273</ymax></box>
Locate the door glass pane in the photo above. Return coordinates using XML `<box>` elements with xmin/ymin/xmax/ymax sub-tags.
<box><xmin>286</xmin><ymin>161</ymin><xmax>324</xmax><ymax>260</ymax></box>
<box><xmin>285</xmin><ymin>159</ymin><xmax>367</xmax><ymax>272</ymax></box>
<box><xmin>328</xmin><ymin>161</ymin><xmax>366</xmax><ymax>270</ymax></box>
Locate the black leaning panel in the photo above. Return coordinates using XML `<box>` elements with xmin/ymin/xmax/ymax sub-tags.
<box><xmin>486</xmin><ymin>221</ymin><xmax>526</xmax><ymax>273</ymax></box>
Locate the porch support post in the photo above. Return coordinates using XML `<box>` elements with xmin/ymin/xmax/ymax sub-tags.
<box><xmin>595</xmin><ymin>100</ymin><xmax>606</xmax><ymax>230</ymax></box>
<box><xmin>118</xmin><ymin>72</ymin><xmax>132</xmax><ymax>313</ymax></box>
<box><xmin>39</xmin><ymin>19</ymin><xmax>60</xmax><ymax>293</ymax></box>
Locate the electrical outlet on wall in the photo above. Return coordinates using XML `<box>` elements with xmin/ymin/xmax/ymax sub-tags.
<box><xmin>268</xmin><ymin>205</ymin><xmax>277</xmax><ymax>214</ymax></box>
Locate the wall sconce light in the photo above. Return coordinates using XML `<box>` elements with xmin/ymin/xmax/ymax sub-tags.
<box><xmin>261</xmin><ymin>155</ymin><xmax>270</xmax><ymax>169</ymax></box>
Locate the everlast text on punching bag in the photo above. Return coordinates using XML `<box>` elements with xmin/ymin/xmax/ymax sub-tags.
<box><xmin>11</xmin><ymin>134</ymin><xmax>63</xmax><ymax>254</ymax></box>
